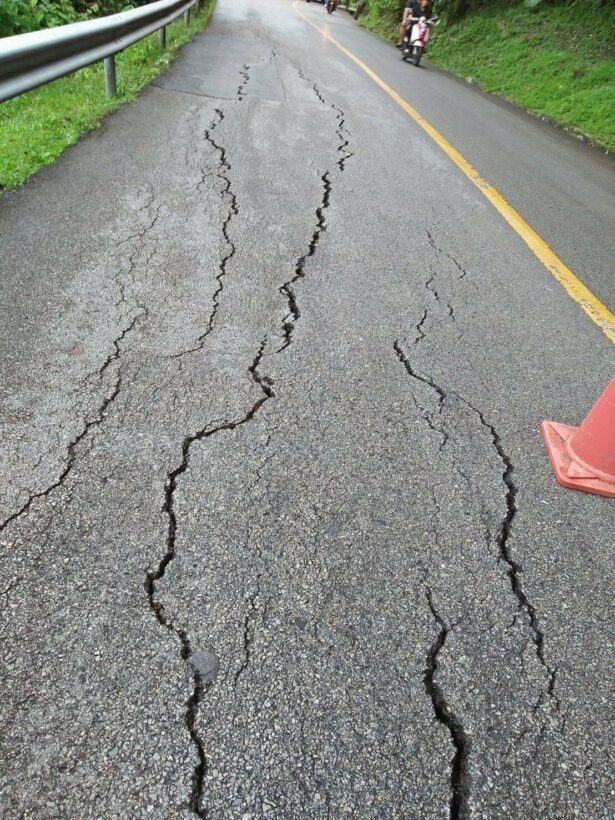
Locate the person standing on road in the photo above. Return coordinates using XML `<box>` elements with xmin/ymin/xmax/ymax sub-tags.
<box><xmin>396</xmin><ymin>0</ymin><xmax>432</xmax><ymax>48</ymax></box>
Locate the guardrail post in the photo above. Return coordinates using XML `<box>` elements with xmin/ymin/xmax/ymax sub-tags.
<box><xmin>158</xmin><ymin>25</ymin><xmax>166</xmax><ymax>48</ymax></box>
<box><xmin>104</xmin><ymin>55</ymin><xmax>117</xmax><ymax>97</ymax></box>
<box><xmin>0</xmin><ymin>1</ymin><xmax>207</xmax><ymax>104</ymax></box>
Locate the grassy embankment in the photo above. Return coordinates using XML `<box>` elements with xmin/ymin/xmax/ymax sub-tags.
<box><xmin>0</xmin><ymin>1</ymin><xmax>214</xmax><ymax>189</ymax></box>
<box><xmin>360</xmin><ymin>1</ymin><xmax>615</xmax><ymax>152</ymax></box>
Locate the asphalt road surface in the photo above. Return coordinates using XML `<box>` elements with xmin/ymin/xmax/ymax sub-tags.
<box><xmin>1</xmin><ymin>0</ymin><xmax>614</xmax><ymax>817</ymax></box>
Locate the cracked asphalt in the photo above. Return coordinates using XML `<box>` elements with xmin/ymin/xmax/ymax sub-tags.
<box><xmin>1</xmin><ymin>0</ymin><xmax>614</xmax><ymax>817</ymax></box>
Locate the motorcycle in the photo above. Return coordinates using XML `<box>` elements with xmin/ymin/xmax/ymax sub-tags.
<box><xmin>402</xmin><ymin>14</ymin><xmax>438</xmax><ymax>66</ymax></box>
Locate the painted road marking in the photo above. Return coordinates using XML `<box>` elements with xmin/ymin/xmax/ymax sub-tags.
<box><xmin>293</xmin><ymin>1</ymin><xmax>615</xmax><ymax>346</ymax></box>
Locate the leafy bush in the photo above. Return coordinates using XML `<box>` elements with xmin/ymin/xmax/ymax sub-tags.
<box><xmin>0</xmin><ymin>0</ymin><xmax>150</xmax><ymax>37</ymax></box>
<box><xmin>72</xmin><ymin>1</ymin><xmax>145</xmax><ymax>14</ymax></box>
<box><xmin>0</xmin><ymin>0</ymin><xmax>84</xmax><ymax>36</ymax></box>
<box><xmin>366</xmin><ymin>0</ymin><xmax>615</xmax><ymax>25</ymax></box>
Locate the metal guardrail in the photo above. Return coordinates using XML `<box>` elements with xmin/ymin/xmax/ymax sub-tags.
<box><xmin>0</xmin><ymin>0</ymin><xmax>204</xmax><ymax>103</ymax></box>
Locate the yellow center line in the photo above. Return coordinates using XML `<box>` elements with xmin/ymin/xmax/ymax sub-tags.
<box><xmin>293</xmin><ymin>1</ymin><xmax>615</xmax><ymax>346</ymax></box>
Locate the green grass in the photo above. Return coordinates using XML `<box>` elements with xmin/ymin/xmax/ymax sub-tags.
<box><xmin>360</xmin><ymin>2</ymin><xmax>402</xmax><ymax>42</ymax></box>
<box><xmin>0</xmin><ymin>1</ymin><xmax>214</xmax><ymax>189</ymax></box>
<box><xmin>361</xmin><ymin>1</ymin><xmax>615</xmax><ymax>152</ymax></box>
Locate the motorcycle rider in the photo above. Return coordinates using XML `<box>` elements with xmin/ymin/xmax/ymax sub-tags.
<box><xmin>396</xmin><ymin>0</ymin><xmax>433</xmax><ymax>48</ymax></box>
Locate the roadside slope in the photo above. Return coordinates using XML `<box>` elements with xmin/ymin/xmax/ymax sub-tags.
<box><xmin>360</xmin><ymin>0</ymin><xmax>615</xmax><ymax>152</ymax></box>
<box><xmin>0</xmin><ymin>0</ymin><xmax>214</xmax><ymax>189</ymax></box>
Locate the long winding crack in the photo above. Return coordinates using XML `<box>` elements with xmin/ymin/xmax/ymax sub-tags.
<box><xmin>173</xmin><ymin>109</ymin><xmax>238</xmax><ymax>360</ymax></box>
<box><xmin>416</xmin><ymin>248</ymin><xmax>457</xmax><ymax>346</ymax></box>
<box><xmin>425</xmin><ymin>265</ymin><xmax>440</xmax><ymax>304</ymax></box>
<box><xmin>395</xmin><ymin>341</ymin><xmax>557</xmax><ymax>694</ymax></box>
<box><xmin>331</xmin><ymin>103</ymin><xmax>354</xmax><ymax>171</ymax></box>
<box><xmin>394</xmin><ymin>340</ymin><xmax>448</xmax><ymax>450</ymax></box>
<box><xmin>424</xmin><ymin>586</ymin><xmax>470</xmax><ymax>820</ymax></box>
<box><xmin>395</xmin><ymin>338</ymin><xmax>560</xmax><ymax>807</ymax></box>
<box><xmin>415</xmin><ymin>308</ymin><xmax>428</xmax><ymax>345</ymax></box>
<box><xmin>238</xmin><ymin>64</ymin><xmax>250</xmax><ymax>101</ymax></box>
<box><xmin>278</xmin><ymin>172</ymin><xmax>331</xmax><ymax>352</ymax></box>
<box><xmin>310</xmin><ymin>80</ymin><xmax>326</xmax><ymax>106</ymax></box>
<box><xmin>113</xmin><ymin>194</ymin><xmax>162</xmax><ymax>313</ymax></box>
<box><xmin>424</xmin><ymin>264</ymin><xmax>455</xmax><ymax>323</ymax></box>
<box><xmin>426</xmin><ymin>229</ymin><xmax>469</xmax><ymax>279</ymax></box>
<box><xmin>173</xmin><ymin>63</ymin><xmax>253</xmax><ymax>361</ymax></box>
<box><xmin>145</xmin><ymin>338</ymin><xmax>274</xmax><ymax>817</ymax></box>
<box><xmin>415</xmin><ymin>227</ymin><xmax>470</xmax><ymax>346</ymax></box>
<box><xmin>235</xmin><ymin>592</ymin><xmax>257</xmax><ymax>685</ymax></box>
<box><xmin>307</xmin><ymin>81</ymin><xmax>354</xmax><ymax>170</ymax></box>
<box><xmin>455</xmin><ymin>394</ymin><xmax>559</xmax><ymax>711</ymax></box>
<box><xmin>278</xmin><ymin>71</ymin><xmax>353</xmax><ymax>353</ymax></box>
<box><xmin>149</xmin><ymin>70</ymin><xmax>352</xmax><ymax>810</ymax></box>
<box><xmin>2</xmin><ymin>188</ymin><xmax>160</xmax><ymax>535</ymax></box>
<box><xmin>0</xmin><ymin>312</ymin><xmax>144</xmax><ymax>537</ymax></box>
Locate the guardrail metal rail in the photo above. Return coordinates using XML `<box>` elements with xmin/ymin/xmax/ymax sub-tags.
<box><xmin>0</xmin><ymin>0</ymin><xmax>204</xmax><ymax>103</ymax></box>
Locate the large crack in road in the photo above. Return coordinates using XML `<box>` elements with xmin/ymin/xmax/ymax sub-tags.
<box><xmin>278</xmin><ymin>170</ymin><xmax>331</xmax><ymax>353</ymax></box>
<box><xmin>0</xmin><ymin>194</ymin><xmax>158</xmax><ymax>536</ymax></box>
<box><xmin>145</xmin><ymin>336</ymin><xmax>275</xmax><ymax>817</ymax></box>
<box><xmin>143</xmin><ymin>64</ymin><xmax>354</xmax><ymax>815</ymax></box>
<box><xmin>456</xmin><ymin>394</ymin><xmax>560</xmax><ymax>718</ymax></box>
<box><xmin>172</xmin><ymin>105</ymin><xmax>239</xmax><ymax>361</ymax></box>
<box><xmin>395</xmin><ymin>323</ymin><xmax>562</xmax><ymax>814</ymax></box>
<box><xmin>2</xmin><ymin>1</ymin><xmax>613</xmax><ymax>814</ymax></box>
<box><xmin>424</xmin><ymin>585</ymin><xmax>470</xmax><ymax>820</ymax></box>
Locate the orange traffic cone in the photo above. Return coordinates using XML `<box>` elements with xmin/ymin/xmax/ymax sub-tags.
<box><xmin>541</xmin><ymin>378</ymin><xmax>615</xmax><ymax>499</ymax></box>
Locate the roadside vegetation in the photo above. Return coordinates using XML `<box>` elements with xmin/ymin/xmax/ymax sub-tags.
<box><xmin>359</xmin><ymin>0</ymin><xmax>615</xmax><ymax>152</ymax></box>
<box><xmin>0</xmin><ymin>1</ymin><xmax>154</xmax><ymax>37</ymax></box>
<box><xmin>0</xmin><ymin>1</ymin><xmax>214</xmax><ymax>189</ymax></box>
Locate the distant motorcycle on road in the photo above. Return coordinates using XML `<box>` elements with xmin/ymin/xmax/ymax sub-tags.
<box><xmin>402</xmin><ymin>14</ymin><xmax>439</xmax><ymax>66</ymax></box>
<box><xmin>305</xmin><ymin>0</ymin><xmax>336</xmax><ymax>9</ymax></box>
